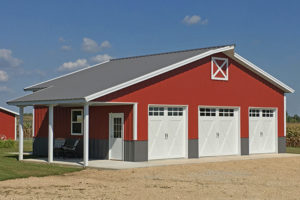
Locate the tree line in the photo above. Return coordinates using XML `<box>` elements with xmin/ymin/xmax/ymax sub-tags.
<box><xmin>287</xmin><ymin>113</ymin><xmax>300</xmax><ymax>123</ymax></box>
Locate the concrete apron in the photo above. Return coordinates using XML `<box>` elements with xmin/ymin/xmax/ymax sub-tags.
<box><xmin>23</xmin><ymin>153</ymin><xmax>300</xmax><ymax>170</ymax></box>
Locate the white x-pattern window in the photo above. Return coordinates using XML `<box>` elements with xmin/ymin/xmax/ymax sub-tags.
<box><xmin>211</xmin><ymin>57</ymin><xmax>229</xmax><ymax>81</ymax></box>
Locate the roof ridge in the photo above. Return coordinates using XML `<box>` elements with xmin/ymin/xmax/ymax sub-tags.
<box><xmin>111</xmin><ymin>44</ymin><xmax>235</xmax><ymax>61</ymax></box>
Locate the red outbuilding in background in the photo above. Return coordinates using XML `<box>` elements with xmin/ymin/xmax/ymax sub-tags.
<box><xmin>0</xmin><ymin>107</ymin><xmax>18</xmax><ymax>140</ymax></box>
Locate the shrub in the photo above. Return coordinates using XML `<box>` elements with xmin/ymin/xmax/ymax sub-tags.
<box><xmin>286</xmin><ymin>125</ymin><xmax>300</xmax><ymax>147</ymax></box>
<box><xmin>0</xmin><ymin>140</ymin><xmax>16</xmax><ymax>148</ymax></box>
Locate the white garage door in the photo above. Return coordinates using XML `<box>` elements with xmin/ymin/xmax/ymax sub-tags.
<box><xmin>249</xmin><ymin>109</ymin><xmax>276</xmax><ymax>154</ymax></box>
<box><xmin>148</xmin><ymin>106</ymin><xmax>186</xmax><ymax>160</ymax></box>
<box><xmin>198</xmin><ymin>107</ymin><xmax>239</xmax><ymax>157</ymax></box>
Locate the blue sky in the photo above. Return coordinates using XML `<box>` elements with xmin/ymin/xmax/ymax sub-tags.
<box><xmin>0</xmin><ymin>0</ymin><xmax>299</xmax><ymax>114</ymax></box>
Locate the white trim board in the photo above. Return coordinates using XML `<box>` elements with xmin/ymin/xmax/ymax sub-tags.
<box><xmin>0</xmin><ymin>107</ymin><xmax>19</xmax><ymax>116</ymax></box>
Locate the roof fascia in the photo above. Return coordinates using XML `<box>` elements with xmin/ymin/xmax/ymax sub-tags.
<box><xmin>232</xmin><ymin>53</ymin><xmax>294</xmax><ymax>93</ymax></box>
<box><xmin>7</xmin><ymin>99</ymin><xmax>86</xmax><ymax>107</ymax></box>
<box><xmin>0</xmin><ymin>107</ymin><xmax>19</xmax><ymax>116</ymax></box>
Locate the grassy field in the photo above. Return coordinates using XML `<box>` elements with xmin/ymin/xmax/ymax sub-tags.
<box><xmin>0</xmin><ymin>140</ymin><xmax>82</xmax><ymax>181</ymax></box>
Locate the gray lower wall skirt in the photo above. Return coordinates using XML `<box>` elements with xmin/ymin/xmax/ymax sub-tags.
<box><xmin>89</xmin><ymin>139</ymin><xmax>108</xmax><ymax>159</ymax></box>
<box><xmin>33</xmin><ymin>137</ymin><xmax>107</xmax><ymax>159</ymax></box>
<box><xmin>241</xmin><ymin>138</ymin><xmax>249</xmax><ymax>155</ymax></box>
<box><xmin>33</xmin><ymin>136</ymin><xmax>285</xmax><ymax>161</ymax></box>
<box><xmin>124</xmin><ymin>140</ymin><xmax>148</xmax><ymax>162</ymax></box>
<box><xmin>278</xmin><ymin>136</ymin><xmax>286</xmax><ymax>153</ymax></box>
<box><xmin>188</xmin><ymin>139</ymin><xmax>198</xmax><ymax>158</ymax></box>
<box><xmin>33</xmin><ymin>137</ymin><xmax>48</xmax><ymax>157</ymax></box>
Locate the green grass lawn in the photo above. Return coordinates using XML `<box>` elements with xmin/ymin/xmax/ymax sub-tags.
<box><xmin>0</xmin><ymin>140</ymin><xmax>82</xmax><ymax>181</ymax></box>
<box><xmin>286</xmin><ymin>147</ymin><xmax>300</xmax><ymax>154</ymax></box>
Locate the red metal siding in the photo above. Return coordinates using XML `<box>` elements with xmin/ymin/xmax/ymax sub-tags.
<box><xmin>34</xmin><ymin>106</ymin><xmax>48</xmax><ymax>137</ymax></box>
<box><xmin>0</xmin><ymin>110</ymin><xmax>15</xmax><ymax>140</ymax></box>
<box><xmin>94</xmin><ymin>53</ymin><xmax>284</xmax><ymax>141</ymax></box>
<box><xmin>34</xmin><ymin>105</ymin><xmax>133</xmax><ymax>140</ymax></box>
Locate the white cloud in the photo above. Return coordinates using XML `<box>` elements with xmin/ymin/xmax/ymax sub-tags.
<box><xmin>82</xmin><ymin>38</ymin><xmax>99</xmax><ymax>53</ymax></box>
<box><xmin>183</xmin><ymin>15</ymin><xmax>208</xmax><ymax>25</ymax></box>
<box><xmin>0</xmin><ymin>49</ymin><xmax>22</xmax><ymax>68</ymax></box>
<box><xmin>82</xmin><ymin>37</ymin><xmax>111</xmax><ymax>53</ymax></box>
<box><xmin>58</xmin><ymin>37</ymin><xmax>66</xmax><ymax>42</ymax></box>
<box><xmin>90</xmin><ymin>54</ymin><xmax>112</xmax><ymax>63</ymax></box>
<box><xmin>0</xmin><ymin>86</ymin><xmax>11</xmax><ymax>92</ymax></box>
<box><xmin>58</xmin><ymin>59</ymin><xmax>89</xmax><ymax>71</ymax></box>
<box><xmin>61</xmin><ymin>45</ymin><xmax>72</xmax><ymax>51</ymax></box>
<box><xmin>0</xmin><ymin>70</ymin><xmax>8</xmax><ymax>82</ymax></box>
<box><xmin>100</xmin><ymin>40</ymin><xmax>111</xmax><ymax>48</ymax></box>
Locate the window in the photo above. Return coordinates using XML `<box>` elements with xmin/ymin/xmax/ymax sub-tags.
<box><xmin>211</xmin><ymin>57</ymin><xmax>229</xmax><ymax>81</ymax></box>
<box><xmin>219</xmin><ymin>108</ymin><xmax>234</xmax><ymax>117</ymax></box>
<box><xmin>113</xmin><ymin>117</ymin><xmax>122</xmax><ymax>138</ymax></box>
<box><xmin>199</xmin><ymin>108</ymin><xmax>216</xmax><ymax>116</ymax></box>
<box><xmin>249</xmin><ymin>109</ymin><xmax>260</xmax><ymax>117</ymax></box>
<box><xmin>168</xmin><ymin>107</ymin><xmax>183</xmax><ymax>116</ymax></box>
<box><xmin>262</xmin><ymin>109</ymin><xmax>274</xmax><ymax>117</ymax></box>
<box><xmin>149</xmin><ymin>107</ymin><xmax>164</xmax><ymax>116</ymax></box>
<box><xmin>71</xmin><ymin>109</ymin><xmax>83</xmax><ymax>135</ymax></box>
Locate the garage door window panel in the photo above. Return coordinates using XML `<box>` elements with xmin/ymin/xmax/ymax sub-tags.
<box><xmin>199</xmin><ymin>108</ymin><xmax>216</xmax><ymax>117</ymax></box>
<box><xmin>219</xmin><ymin>109</ymin><xmax>234</xmax><ymax>117</ymax></box>
<box><xmin>250</xmin><ymin>109</ymin><xmax>260</xmax><ymax>117</ymax></box>
<box><xmin>262</xmin><ymin>110</ymin><xmax>274</xmax><ymax>117</ymax></box>
<box><xmin>149</xmin><ymin>107</ymin><xmax>164</xmax><ymax>116</ymax></box>
<box><xmin>168</xmin><ymin>107</ymin><xmax>183</xmax><ymax>116</ymax></box>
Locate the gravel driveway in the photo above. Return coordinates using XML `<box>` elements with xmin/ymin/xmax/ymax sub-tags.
<box><xmin>1</xmin><ymin>156</ymin><xmax>300</xmax><ymax>199</ymax></box>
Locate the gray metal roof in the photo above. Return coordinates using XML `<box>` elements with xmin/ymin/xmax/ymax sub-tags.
<box><xmin>8</xmin><ymin>44</ymin><xmax>293</xmax><ymax>106</ymax></box>
<box><xmin>8</xmin><ymin>45</ymin><xmax>227</xmax><ymax>104</ymax></box>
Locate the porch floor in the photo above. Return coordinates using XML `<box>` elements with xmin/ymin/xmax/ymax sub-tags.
<box><xmin>23</xmin><ymin>153</ymin><xmax>300</xmax><ymax>170</ymax></box>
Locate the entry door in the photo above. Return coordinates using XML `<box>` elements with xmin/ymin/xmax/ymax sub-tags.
<box><xmin>249</xmin><ymin>109</ymin><xmax>276</xmax><ymax>154</ymax></box>
<box><xmin>148</xmin><ymin>106</ymin><xmax>186</xmax><ymax>160</ymax></box>
<box><xmin>109</xmin><ymin>113</ymin><xmax>124</xmax><ymax>160</ymax></box>
<box><xmin>198</xmin><ymin>107</ymin><xmax>239</xmax><ymax>157</ymax></box>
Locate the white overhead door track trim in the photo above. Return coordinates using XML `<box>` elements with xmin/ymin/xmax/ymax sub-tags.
<box><xmin>148</xmin><ymin>104</ymin><xmax>188</xmax><ymax>160</ymax></box>
<box><xmin>249</xmin><ymin>107</ymin><xmax>278</xmax><ymax>154</ymax></box>
<box><xmin>198</xmin><ymin>106</ymin><xmax>241</xmax><ymax>157</ymax></box>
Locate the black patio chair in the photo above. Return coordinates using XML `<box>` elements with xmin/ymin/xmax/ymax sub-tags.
<box><xmin>53</xmin><ymin>138</ymin><xmax>66</xmax><ymax>158</ymax></box>
<box><xmin>61</xmin><ymin>139</ymin><xmax>80</xmax><ymax>158</ymax></box>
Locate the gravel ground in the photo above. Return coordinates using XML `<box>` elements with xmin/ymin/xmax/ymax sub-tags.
<box><xmin>1</xmin><ymin>157</ymin><xmax>300</xmax><ymax>200</ymax></box>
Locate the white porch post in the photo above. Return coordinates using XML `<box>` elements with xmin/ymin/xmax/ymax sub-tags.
<box><xmin>133</xmin><ymin>103</ymin><xmax>138</xmax><ymax>140</ymax></box>
<box><xmin>32</xmin><ymin>107</ymin><xmax>35</xmax><ymax>137</ymax></box>
<box><xmin>48</xmin><ymin>105</ymin><xmax>54</xmax><ymax>163</ymax></box>
<box><xmin>18</xmin><ymin>106</ymin><xmax>24</xmax><ymax>161</ymax></box>
<box><xmin>83</xmin><ymin>104</ymin><xmax>89</xmax><ymax>167</ymax></box>
<box><xmin>284</xmin><ymin>95</ymin><xmax>287</xmax><ymax>137</ymax></box>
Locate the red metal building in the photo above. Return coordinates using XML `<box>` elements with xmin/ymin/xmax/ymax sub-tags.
<box><xmin>0</xmin><ymin>107</ymin><xmax>18</xmax><ymax>140</ymax></box>
<box><xmin>8</xmin><ymin>45</ymin><xmax>294</xmax><ymax>166</ymax></box>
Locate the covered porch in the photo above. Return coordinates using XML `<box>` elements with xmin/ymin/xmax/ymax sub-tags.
<box><xmin>15</xmin><ymin>102</ymin><xmax>138</xmax><ymax>167</ymax></box>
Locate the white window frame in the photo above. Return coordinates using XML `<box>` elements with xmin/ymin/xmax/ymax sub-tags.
<box><xmin>71</xmin><ymin>109</ymin><xmax>83</xmax><ymax>135</ymax></box>
<box><xmin>211</xmin><ymin>57</ymin><xmax>229</xmax><ymax>81</ymax></box>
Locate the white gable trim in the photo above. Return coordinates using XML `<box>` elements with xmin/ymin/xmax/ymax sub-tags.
<box><xmin>85</xmin><ymin>45</ymin><xmax>235</xmax><ymax>101</ymax></box>
<box><xmin>232</xmin><ymin>53</ymin><xmax>294</xmax><ymax>93</ymax></box>
<box><xmin>0</xmin><ymin>107</ymin><xmax>19</xmax><ymax>116</ymax></box>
